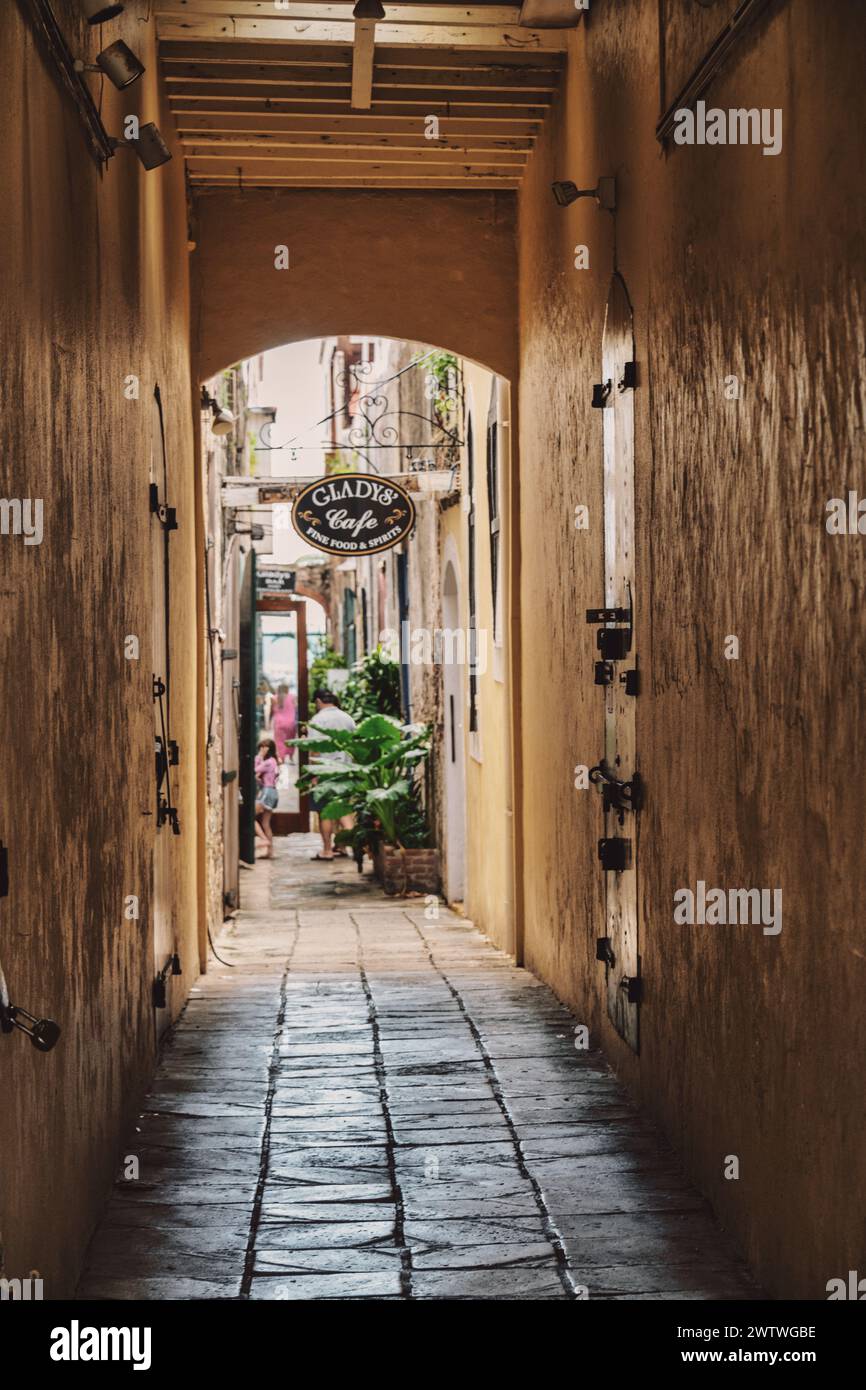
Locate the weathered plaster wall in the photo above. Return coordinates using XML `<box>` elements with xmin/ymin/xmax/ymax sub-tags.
<box><xmin>0</xmin><ymin>2</ymin><xmax>198</xmax><ymax>1295</ymax></box>
<box><xmin>191</xmin><ymin>190</ymin><xmax>518</xmax><ymax>385</ymax></box>
<box><xmin>444</xmin><ymin>361</ymin><xmax>514</xmax><ymax>953</ymax></box>
<box><xmin>517</xmin><ymin>0</ymin><xmax>866</xmax><ymax>1298</ymax></box>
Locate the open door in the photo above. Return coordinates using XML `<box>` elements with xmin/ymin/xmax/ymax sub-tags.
<box><xmin>589</xmin><ymin>273</ymin><xmax>642</xmax><ymax>1053</ymax></box>
<box><xmin>256</xmin><ymin>597</ymin><xmax>310</xmax><ymax>835</ymax></box>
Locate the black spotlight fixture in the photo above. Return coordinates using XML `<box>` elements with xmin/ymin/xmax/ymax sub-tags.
<box><xmin>112</xmin><ymin>122</ymin><xmax>172</xmax><ymax>171</ymax></box>
<box><xmin>353</xmin><ymin>0</ymin><xmax>386</xmax><ymax>18</ymax></box>
<box><xmin>80</xmin><ymin>0</ymin><xmax>125</xmax><ymax>22</ymax></box>
<box><xmin>75</xmin><ymin>40</ymin><xmax>145</xmax><ymax>91</ymax></box>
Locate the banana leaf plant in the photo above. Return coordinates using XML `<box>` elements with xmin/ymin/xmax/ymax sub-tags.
<box><xmin>289</xmin><ymin>715</ymin><xmax>432</xmax><ymax>863</ymax></box>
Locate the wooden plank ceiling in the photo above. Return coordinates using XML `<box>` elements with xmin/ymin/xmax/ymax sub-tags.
<box><xmin>155</xmin><ymin>2</ymin><xmax>566</xmax><ymax>190</ymax></box>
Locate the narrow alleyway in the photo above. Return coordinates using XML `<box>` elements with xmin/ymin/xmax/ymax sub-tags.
<box><xmin>78</xmin><ymin>842</ymin><xmax>757</xmax><ymax>1302</ymax></box>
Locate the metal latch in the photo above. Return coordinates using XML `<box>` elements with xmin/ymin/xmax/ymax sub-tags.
<box><xmin>586</xmin><ymin>593</ymin><xmax>633</xmax><ymax>662</ymax></box>
<box><xmin>590</xmin><ymin>765</ymin><xmax>645</xmax><ymax>817</ymax></box>
<box><xmin>149</xmin><ymin>481</ymin><xmax>177</xmax><ymax>532</ymax></box>
<box><xmin>617</xmin><ymin>361</ymin><xmax>638</xmax><ymax>391</ymax></box>
<box><xmin>591</xmin><ymin>380</ymin><xmax>612</xmax><ymax>409</ymax></box>
<box><xmin>598</xmin><ymin>838</ymin><xmax>632</xmax><ymax>871</ymax></box>
<box><xmin>153</xmin><ymin>954</ymin><xmax>182</xmax><ymax>1009</ymax></box>
<box><xmin>596</xmin><ymin>936</ymin><xmax>615</xmax><ymax>966</ymax></box>
<box><xmin>594</xmin><ymin>661</ymin><xmax>614</xmax><ymax>687</ymax></box>
<box><xmin>620</xmin><ymin>975</ymin><xmax>642</xmax><ymax>1004</ymax></box>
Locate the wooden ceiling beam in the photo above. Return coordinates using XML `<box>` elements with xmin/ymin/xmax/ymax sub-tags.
<box><xmin>188</xmin><ymin>159</ymin><xmax>522</xmax><ymax>176</ymax></box>
<box><xmin>163</xmin><ymin>64</ymin><xmax>558</xmax><ymax>92</ymax></box>
<box><xmin>169</xmin><ymin>83</ymin><xmax>552</xmax><ymax>105</ymax></box>
<box><xmin>179</xmin><ymin>130</ymin><xmax>535</xmax><ymax>149</ymax></box>
<box><xmin>189</xmin><ymin>177</ymin><xmax>522</xmax><ymax>188</ymax></box>
<box><xmin>157</xmin><ymin>18</ymin><xmax>568</xmax><ymax>50</ymax></box>
<box><xmin>169</xmin><ymin>97</ymin><xmax>551</xmax><ymax>119</ymax></box>
<box><xmin>159</xmin><ymin>40</ymin><xmax>563</xmax><ymax>70</ymax></box>
<box><xmin>155</xmin><ymin>3</ymin><xmax>525</xmax><ymax>23</ymax></box>
<box><xmin>351</xmin><ymin>19</ymin><xmax>375</xmax><ymax>111</ymax></box>
<box><xmin>185</xmin><ymin>145</ymin><xmax>525</xmax><ymax>165</ymax></box>
<box><xmin>174</xmin><ymin>114</ymin><xmax>540</xmax><ymax>136</ymax></box>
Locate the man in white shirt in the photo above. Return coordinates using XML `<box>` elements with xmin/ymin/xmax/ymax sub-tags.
<box><xmin>308</xmin><ymin>688</ymin><xmax>357</xmax><ymax>860</ymax></box>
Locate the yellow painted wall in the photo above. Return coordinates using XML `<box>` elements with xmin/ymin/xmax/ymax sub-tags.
<box><xmin>0</xmin><ymin>2</ymin><xmax>199</xmax><ymax>1295</ymax></box>
<box><xmin>443</xmin><ymin>362</ymin><xmax>514</xmax><ymax>954</ymax></box>
<box><xmin>517</xmin><ymin>0</ymin><xmax>866</xmax><ymax>1297</ymax></box>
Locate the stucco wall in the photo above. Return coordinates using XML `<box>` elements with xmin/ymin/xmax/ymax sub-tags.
<box><xmin>0</xmin><ymin>2</ymin><xmax>198</xmax><ymax>1295</ymax></box>
<box><xmin>517</xmin><ymin>0</ymin><xmax>866</xmax><ymax>1298</ymax></box>
<box><xmin>191</xmin><ymin>189</ymin><xmax>518</xmax><ymax>385</ymax></box>
<box><xmin>444</xmin><ymin>361</ymin><xmax>514</xmax><ymax>953</ymax></box>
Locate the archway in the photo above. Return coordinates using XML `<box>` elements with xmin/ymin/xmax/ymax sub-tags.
<box><xmin>191</xmin><ymin>189</ymin><xmax>518</xmax><ymax>388</ymax></box>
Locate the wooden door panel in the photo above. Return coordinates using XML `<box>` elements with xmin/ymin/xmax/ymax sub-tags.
<box><xmin>600</xmin><ymin>272</ymin><xmax>641</xmax><ymax>1053</ymax></box>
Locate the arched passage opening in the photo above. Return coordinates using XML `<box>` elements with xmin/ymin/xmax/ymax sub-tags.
<box><xmin>201</xmin><ymin>331</ymin><xmax>520</xmax><ymax>959</ymax></box>
<box><xmin>191</xmin><ymin>189</ymin><xmax>518</xmax><ymax>388</ymax></box>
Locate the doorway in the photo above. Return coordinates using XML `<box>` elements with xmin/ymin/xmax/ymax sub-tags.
<box><xmin>256</xmin><ymin>597</ymin><xmax>310</xmax><ymax>835</ymax></box>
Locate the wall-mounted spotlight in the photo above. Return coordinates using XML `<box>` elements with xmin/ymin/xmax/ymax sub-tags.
<box><xmin>211</xmin><ymin>405</ymin><xmax>235</xmax><ymax>436</ymax></box>
<box><xmin>80</xmin><ymin>0</ymin><xmax>125</xmax><ymax>22</ymax></box>
<box><xmin>111</xmin><ymin>122</ymin><xmax>172</xmax><ymax>171</ymax></box>
<box><xmin>202</xmin><ymin>392</ymin><xmax>236</xmax><ymax>437</ymax></box>
<box><xmin>552</xmin><ymin>177</ymin><xmax>616</xmax><ymax>211</ymax></box>
<box><xmin>75</xmin><ymin>40</ymin><xmax>145</xmax><ymax>91</ymax></box>
<box><xmin>353</xmin><ymin>0</ymin><xmax>385</xmax><ymax>17</ymax></box>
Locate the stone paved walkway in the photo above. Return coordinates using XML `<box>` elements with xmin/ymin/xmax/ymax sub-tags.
<box><xmin>77</xmin><ymin>837</ymin><xmax>759</xmax><ymax>1300</ymax></box>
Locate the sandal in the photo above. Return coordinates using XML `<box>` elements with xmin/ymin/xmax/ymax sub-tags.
<box><xmin>311</xmin><ymin>853</ymin><xmax>335</xmax><ymax>861</ymax></box>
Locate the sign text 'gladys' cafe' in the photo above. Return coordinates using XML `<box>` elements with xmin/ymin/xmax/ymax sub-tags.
<box><xmin>291</xmin><ymin>473</ymin><xmax>416</xmax><ymax>557</ymax></box>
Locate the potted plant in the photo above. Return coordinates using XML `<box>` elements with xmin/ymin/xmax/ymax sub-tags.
<box><xmin>291</xmin><ymin>714</ymin><xmax>440</xmax><ymax>895</ymax></box>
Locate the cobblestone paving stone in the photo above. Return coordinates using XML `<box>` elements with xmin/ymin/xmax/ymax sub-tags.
<box><xmin>78</xmin><ymin>836</ymin><xmax>760</xmax><ymax>1301</ymax></box>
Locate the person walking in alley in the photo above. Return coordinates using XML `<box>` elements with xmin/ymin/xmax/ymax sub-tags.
<box><xmin>254</xmin><ymin>736</ymin><xmax>280</xmax><ymax>859</ymax></box>
<box><xmin>309</xmin><ymin>688</ymin><xmax>356</xmax><ymax>861</ymax></box>
<box><xmin>271</xmin><ymin>682</ymin><xmax>297</xmax><ymax>763</ymax></box>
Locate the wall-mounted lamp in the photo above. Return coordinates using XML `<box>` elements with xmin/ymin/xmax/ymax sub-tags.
<box><xmin>552</xmin><ymin>177</ymin><xmax>616</xmax><ymax>211</ymax></box>
<box><xmin>80</xmin><ymin>0</ymin><xmax>125</xmax><ymax>22</ymax></box>
<box><xmin>353</xmin><ymin>0</ymin><xmax>385</xmax><ymax>17</ymax></box>
<box><xmin>111</xmin><ymin>122</ymin><xmax>172</xmax><ymax>170</ymax></box>
<box><xmin>75</xmin><ymin>40</ymin><xmax>144</xmax><ymax>91</ymax></box>
<box><xmin>202</xmin><ymin>392</ymin><xmax>236</xmax><ymax>436</ymax></box>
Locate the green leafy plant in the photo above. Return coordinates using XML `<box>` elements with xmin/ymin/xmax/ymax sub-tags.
<box><xmin>290</xmin><ymin>714</ymin><xmax>432</xmax><ymax>860</ymax></box>
<box><xmin>340</xmin><ymin>644</ymin><xmax>401</xmax><ymax>721</ymax></box>
<box><xmin>426</xmin><ymin>350</ymin><xmax>460</xmax><ymax>428</ymax></box>
<box><xmin>308</xmin><ymin>643</ymin><xmax>346</xmax><ymax>715</ymax></box>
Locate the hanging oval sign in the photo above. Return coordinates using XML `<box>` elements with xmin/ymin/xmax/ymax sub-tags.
<box><xmin>291</xmin><ymin>472</ymin><xmax>416</xmax><ymax>556</ymax></box>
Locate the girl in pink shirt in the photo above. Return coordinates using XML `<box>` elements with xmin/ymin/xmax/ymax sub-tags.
<box><xmin>254</xmin><ymin>737</ymin><xmax>279</xmax><ymax>858</ymax></box>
